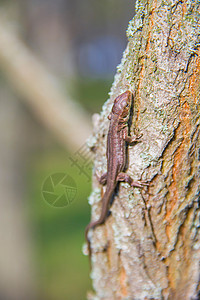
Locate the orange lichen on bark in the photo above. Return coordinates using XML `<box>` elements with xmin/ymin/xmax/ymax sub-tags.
<box><xmin>165</xmin><ymin>146</ymin><xmax>181</xmax><ymax>240</ymax></box>
<box><xmin>180</xmin><ymin>1</ymin><xmax>187</xmax><ymax>27</ymax></box>
<box><xmin>189</xmin><ymin>50</ymin><xmax>200</xmax><ymax>104</ymax></box>
<box><xmin>165</xmin><ymin>100</ymin><xmax>192</xmax><ymax>241</ymax></box>
<box><xmin>145</xmin><ymin>0</ymin><xmax>157</xmax><ymax>53</ymax></box>
<box><xmin>164</xmin><ymin>206</ymin><xmax>194</xmax><ymax>295</ymax></box>
<box><xmin>182</xmin><ymin>1</ymin><xmax>187</xmax><ymax>16</ymax></box>
<box><xmin>137</xmin><ymin>0</ymin><xmax>157</xmax><ymax>120</ymax></box>
<box><xmin>119</xmin><ymin>266</ymin><xmax>128</xmax><ymax>297</ymax></box>
<box><xmin>137</xmin><ymin>61</ymin><xmax>145</xmax><ymax>94</ymax></box>
<box><xmin>162</xmin><ymin>50</ymin><xmax>199</xmax><ymax>294</ymax></box>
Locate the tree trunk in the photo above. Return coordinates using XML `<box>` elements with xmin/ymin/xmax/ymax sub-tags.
<box><xmin>87</xmin><ymin>0</ymin><xmax>200</xmax><ymax>299</ymax></box>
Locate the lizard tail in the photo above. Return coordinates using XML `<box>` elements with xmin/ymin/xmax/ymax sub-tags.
<box><xmin>85</xmin><ymin>186</ymin><xmax>115</xmax><ymax>258</ymax></box>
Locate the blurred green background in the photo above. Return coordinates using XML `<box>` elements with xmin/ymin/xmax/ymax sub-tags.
<box><xmin>0</xmin><ymin>1</ymin><xmax>135</xmax><ymax>299</ymax></box>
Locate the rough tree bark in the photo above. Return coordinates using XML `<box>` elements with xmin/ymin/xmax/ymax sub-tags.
<box><xmin>87</xmin><ymin>0</ymin><xmax>200</xmax><ymax>299</ymax></box>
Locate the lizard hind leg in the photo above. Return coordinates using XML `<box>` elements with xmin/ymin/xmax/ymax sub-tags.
<box><xmin>117</xmin><ymin>172</ymin><xmax>150</xmax><ymax>188</ymax></box>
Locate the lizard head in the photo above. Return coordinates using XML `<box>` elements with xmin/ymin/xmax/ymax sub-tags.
<box><xmin>108</xmin><ymin>90</ymin><xmax>132</xmax><ymax>120</ymax></box>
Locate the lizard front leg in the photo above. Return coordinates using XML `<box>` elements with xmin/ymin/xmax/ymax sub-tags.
<box><xmin>117</xmin><ymin>172</ymin><xmax>149</xmax><ymax>188</ymax></box>
<box><xmin>123</xmin><ymin>126</ymin><xmax>143</xmax><ymax>143</ymax></box>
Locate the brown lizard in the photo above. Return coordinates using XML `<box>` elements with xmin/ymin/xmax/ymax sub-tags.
<box><xmin>85</xmin><ymin>90</ymin><xmax>149</xmax><ymax>256</ymax></box>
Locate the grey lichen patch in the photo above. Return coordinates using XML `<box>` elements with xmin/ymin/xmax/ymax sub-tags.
<box><xmin>101</xmin><ymin>97</ymin><xmax>112</xmax><ymax>117</ymax></box>
<box><xmin>135</xmin><ymin>0</ymin><xmax>149</xmax><ymax>16</ymax></box>
<box><xmin>112</xmin><ymin>219</ymin><xmax>134</xmax><ymax>252</ymax></box>
<box><xmin>115</xmin><ymin>47</ymin><xmax>128</xmax><ymax>74</ymax></box>
<box><xmin>90</xmin><ymin>259</ymin><xmax>109</xmax><ymax>294</ymax></box>
<box><xmin>112</xmin><ymin>45</ymin><xmax>134</xmax><ymax>93</ymax></box>
<box><xmin>126</xmin><ymin>16</ymin><xmax>144</xmax><ymax>39</ymax></box>
<box><xmin>95</xmin><ymin>159</ymin><xmax>106</xmax><ymax>179</ymax></box>
<box><xmin>162</xmin><ymin>124</ymin><xmax>170</xmax><ymax>134</ymax></box>
<box><xmin>86</xmin><ymin>135</ymin><xmax>98</xmax><ymax>150</ymax></box>
<box><xmin>168</xmin><ymin>5</ymin><xmax>200</xmax><ymax>57</ymax></box>
<box><xmin>88</xmin><ymin>188</ymin><xmax>101</xmax><ymax>206</ymax></box>
<box><xmin>140</xmin><ymin>151</ymin><xmax>154</xmax><ymax>163</ymax></box>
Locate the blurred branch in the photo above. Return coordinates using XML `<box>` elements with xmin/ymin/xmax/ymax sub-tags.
<box><xmin>0</xmin><ymin>17</ymin><xmax>92</xmax><ymax>151</ymax></box>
